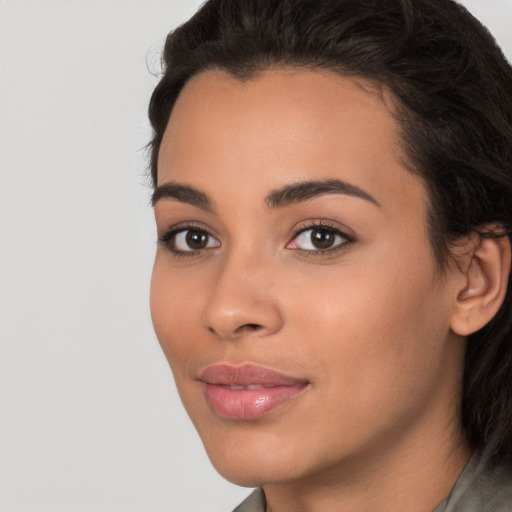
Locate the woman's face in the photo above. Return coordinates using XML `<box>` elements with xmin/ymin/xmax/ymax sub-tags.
<box><xmin>151</xmin><ymin>69</ymin><xmax>465</xmax><ymax>486</ymax></box>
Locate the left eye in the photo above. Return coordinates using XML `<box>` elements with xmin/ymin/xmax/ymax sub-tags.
<box><xmin>287</xmin><ymin>226</ymin><xmax>349</xmax><ymax>251</ymax></box>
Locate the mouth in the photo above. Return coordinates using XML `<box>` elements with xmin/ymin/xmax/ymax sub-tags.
<box><xmin>198</xmin><ymin>363</ymin><xmax>310</xmax><ymax>420</ymax></box>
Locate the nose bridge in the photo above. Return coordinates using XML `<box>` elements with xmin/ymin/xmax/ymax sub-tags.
<box><xmin>204</xmin><ymin>242</ymin><xmax>283</xmax><ymax>340</ymax></box>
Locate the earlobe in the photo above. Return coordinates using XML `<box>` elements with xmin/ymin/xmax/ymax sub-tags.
<box><xmin>450</xmin><ymin>233</ymin><xmax>511</xmax><ymax>336</ymax></box>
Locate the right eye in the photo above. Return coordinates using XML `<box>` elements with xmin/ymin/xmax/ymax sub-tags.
<box><xmin>160</xmin><ymin>227</ymin><xmax>220</xmax><ymax>255</ymax></box>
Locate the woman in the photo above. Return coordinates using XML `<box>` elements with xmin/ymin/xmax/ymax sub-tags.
<box><xmin>147</xmin><ymin>0</ymin><xmax>512</xmax><ymax>510</ymax></box>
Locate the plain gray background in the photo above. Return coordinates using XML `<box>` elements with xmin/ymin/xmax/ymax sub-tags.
<box><xmin>1</xmin><ymin>1</ymin><xmax>511</xmax><ymax>511</ymax></box>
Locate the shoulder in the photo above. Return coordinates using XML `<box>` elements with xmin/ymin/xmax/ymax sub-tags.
<box><xmin>443</xmin><ymin>451</ymin><xmax>512</xmax><ymax>512</ymax></box>
<box><xmin>231</xmin><ymin>488</ymin><xmax>266</xmax><ymax>512</ymax></box>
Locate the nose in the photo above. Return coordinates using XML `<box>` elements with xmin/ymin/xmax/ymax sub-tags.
<box><xmin>203</xmin><ymin>249</ymin><xmax>284</xmax><ymax>341</ymax></box>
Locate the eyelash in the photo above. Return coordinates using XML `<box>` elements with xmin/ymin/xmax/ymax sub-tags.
<box><xmin>158</xmin><ymin>223</ymin><xmax>218</xmax><ymax>259</ymax></box>
<box><xmin>158</xmin><ymin>221</ymin><xmax>355</xmax><ymax>259</ymax></box>
<box><xmin>288</xmin><ymin>221</ymin><xmax>355</xmax><ymax>257</ymax></box>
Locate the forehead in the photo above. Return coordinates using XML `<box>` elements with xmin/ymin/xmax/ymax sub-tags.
<box><xmin>158</xmin><ymin>68</ymin><xmax>426</xmax><ymax>221</ymax></box>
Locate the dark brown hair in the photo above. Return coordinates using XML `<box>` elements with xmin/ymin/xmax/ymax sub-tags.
<box><xmin>148</xmin><ymin>0</ymin><xmax>512</xmax><ymax>462</ymax></box>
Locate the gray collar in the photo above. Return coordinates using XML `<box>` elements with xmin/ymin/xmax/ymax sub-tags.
<box><xmin>233</xmin><ymin>451</ymin><xmax>512</xmax><ymax>512</ymax></box>
<box><xmin>433</xmin><ymin>450</ymin><xmax>512</xmax><ymax>512</ymax></box>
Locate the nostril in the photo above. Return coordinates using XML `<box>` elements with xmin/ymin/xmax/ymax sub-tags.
<box><xmin>236</xmin><ymin>323</ymin><xmax>263</xmax><ymax>333</ymax></box>
<box><xmin>207</xmin><ymin>323</ymin><xmax>263</xmax><ymax>338</ymax></box>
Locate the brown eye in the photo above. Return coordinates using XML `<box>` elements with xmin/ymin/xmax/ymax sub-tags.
<box><xmin>185</xmin><ymin>230</ymin><xmax>209</xmax><ymax>250</ymax></box>
<box><xmin>173</xmin><ymin>228</ymin><xmax>220</xmax><ymax>252</ymax></box>
<box><xmin>287</xmin><ymin>225</ymin><xmax>352</xmax><ymax>252</ymax></box>
<box><xmin>310</xmin><ymin>228</ymin><xmax>337</xmax><ymax>249</ymax></box>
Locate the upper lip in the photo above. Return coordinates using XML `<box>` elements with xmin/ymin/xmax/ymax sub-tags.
<box><xmin>198</xmin><ymin>363</ymin><xmax>309</xmax><ymax>387</ymax></box>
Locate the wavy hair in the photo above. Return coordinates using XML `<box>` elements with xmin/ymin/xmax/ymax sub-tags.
<box><xmin>148</xmin><ymin>0</ymin><xmax>512</xmax><ymax>463</ymax></box>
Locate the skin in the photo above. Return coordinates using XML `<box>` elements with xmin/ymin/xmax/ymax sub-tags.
<box><xmin>151</xmin><ymin>69</ymin><xmax>473</xmax><ymax>512</ymax></box>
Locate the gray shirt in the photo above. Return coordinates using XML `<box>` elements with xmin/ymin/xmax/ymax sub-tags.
<box><xmin>232</xmin><ymin>451</ymin><xmax>512</xmax><ymax>512</ymax></box>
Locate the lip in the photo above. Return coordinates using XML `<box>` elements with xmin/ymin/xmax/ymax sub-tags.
<box><xmin>199</xmin><ymin>363</ymin><xmax>309</xmax><ymax>420</ymax></box>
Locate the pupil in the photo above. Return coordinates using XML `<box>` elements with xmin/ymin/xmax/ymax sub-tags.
<box><xmin>186</xmin><ymin>230</ymin><xmax>208</xmax><ymax>249</ymax></box>
<box><xmin>311</xmin><ymin>228</ymin><xmax>334</xmax><ymax>249</ymax></box>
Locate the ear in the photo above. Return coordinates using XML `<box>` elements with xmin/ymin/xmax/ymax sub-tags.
<box><xmin>450</xmin><ymin>232</ymin><xmax>511</xmax><ymax>336</ymax></box>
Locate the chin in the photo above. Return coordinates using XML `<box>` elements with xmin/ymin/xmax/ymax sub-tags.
<box><xmin>208</xmin><ymin>450</ymin><xmax>302</xmax><ymax>488</ymax></box>
<box><xmin>195</xmin><ymin>420</ymin><xmax>322</xmax><ymax>488</ymax></box>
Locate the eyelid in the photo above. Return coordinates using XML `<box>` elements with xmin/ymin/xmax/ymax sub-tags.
<box><xmin>286</xmin><ymin>220</ymin><xmax>355</xmax><ymax>254</ymax></box>
<box><xmin>158</xmin><ymin>221</ymin><xmax>221</xmax><ymax>257</ymax></box>
<box><xmin>157</xmin><ymin>219</ymin><xmax>354</xmax><ymax>258</ymax></box>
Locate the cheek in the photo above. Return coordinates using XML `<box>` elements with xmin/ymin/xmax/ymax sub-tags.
<box><xmin>150</xmin><ymin>259</ymin><xmax>201</xmax><ymax>370</ymax></box>
<box><xmin>285</xmin><ymin>245</ymin><xmax>452</xmax><ymax>412</ymax></box>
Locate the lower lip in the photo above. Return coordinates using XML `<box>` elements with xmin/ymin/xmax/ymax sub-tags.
<box><xmin>204</xmin><ymin>383</ymin><xmax>308</xmax><ymax>420</ymax></box>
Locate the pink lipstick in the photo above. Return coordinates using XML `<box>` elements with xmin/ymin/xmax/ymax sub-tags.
<box><xmin>199</xmin><ymin>363</ymin><xmax>309</xmax><ymax>420</ymax></box>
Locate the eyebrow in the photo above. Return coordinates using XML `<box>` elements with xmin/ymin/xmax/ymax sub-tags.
<box><xmin>152</xmin><ymin>178</ymin><xmax>380</xmax><ymax>210</ymax></box>
<box><xmin>265</xmin><ymin>179</ymin><xmax>380</xmax><ymax>209</ymax></box>
<box><xmin>151</xmin><ymin>182</ymin><xmax>215</xmax><ymax>210</ymax></box>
